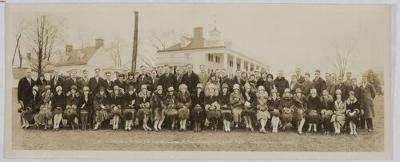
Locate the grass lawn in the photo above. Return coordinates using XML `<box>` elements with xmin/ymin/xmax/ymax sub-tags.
<box><xmin>10</xmin><ymin>89</ymin><xmax>384</xmax><ymax>151</ymax></box>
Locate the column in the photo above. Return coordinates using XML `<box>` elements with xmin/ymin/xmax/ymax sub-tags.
<box><xmin>223</xmin><ymin>53</ymin><xmax>228</xmax><ymax>70</ymax></box>
<box><xmin>240</xmin><ymin>58</ymin><xmax>244</xmax><ymax>71</ymax></box>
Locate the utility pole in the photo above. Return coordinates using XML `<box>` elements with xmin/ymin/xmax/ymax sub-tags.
<box><xmin>131</xmin><ymin>11</ymin><xmax>139</xmax><ymax>73</ymax></box>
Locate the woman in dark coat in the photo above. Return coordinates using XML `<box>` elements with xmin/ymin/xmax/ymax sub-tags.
<box><xmin>93</xmin><ymin>87</ymin><xmax>111</xmax><ymax>130</ymax></box>
<box><xmin>163</xmin><ymin>86</ymin><xmax>178</xmax><ymax>129</ymax></box>
<box><xmin>242</xmin><ymin>83</ymin><xmax>257</xmax><ymax>132</ymax></box>
<box><xmin>52</xmin><ymin>86</ymin><xmax>66</xmax><ymax>131</ymax></box>
<box><xmin>65</xmin><ymin>85</ymin><xmax>80</xmax><ymax>129</ymax></box>
<box><xmin>293</xmin><ymin>88</ymin><xmax>307</xmax><ymax>134</ymax></box>
<box><xmin>268</xmin><ymin>88</ymin><xmax>281</xmax><ymax>133</ymax></box>
<box><xmin>264</xmin><ymin>74</ymin><xmax>275</xmax><ymax>95</ymax></box>
<box><xmin>123</xmin><ymin>85</ymin><xmax>137</xmax><ymax>131</ymax></box>
<box><xmin>22</xmin><ymin>86</ymin><xmax>42</xmax><ymax>129</ymax></box>
<box><xmin>346</xmin><ymin>91</ymin><xmax>360</xmax><ymax>136</ymax></box>
<box><xmin>136</xmin><ymin>84</ymin><xmax>152</xmax><ymax>131</ymax></box>
<box><xmin>320</xmin><ymin>89</ymin><xmax>334</xmax><ymax>134</ymax></box>
<box><xmin>306</xmin><ymin>88</ymin><xmax>322</xmax><ymax>133</ymax></box>
<box><xmin>109</xmin><ymin>85</ymin><xmax>124</xmax><ymax>130</ymax></box>
<box><xmin>78</xmin><ymin>86</ymin><xmax>93</xmax><ymax>130</ymax></box>
<box><xmin>176</xmin><ymin>84</ymin><xmax>192</xmax><ymax>131</ymax></box>
<box><xmin>191</xmin><ymin>83</ymin><xmax>205</xmax><ymax>132</ymax></box>
<box><xmin>219</xmin><ymin>83</ymin><xmax>232</xmax><ymax>132</ymax></box>
<box><xmin>35</xmin><ymin>74</ymin><xmax>48</xmax><ymax>93</ymax></box>
<box><xmin>274</xmin><ymin>71</ymin><xmax>289</xmax><ymax>98</ymax></box>
<box><xmin>204</xmin><ymin>83</ymin><xmax>221</xmax><ymax>131</ymax></box>
<box><xmin>279</xmin><ymin>88</ymin><xmax>294</xmax><ymax>131</ymax></box>
<box><xmin>150</xmin><ymin>85</ymin><xmax>165</xmax><ymax>131</ymax></box>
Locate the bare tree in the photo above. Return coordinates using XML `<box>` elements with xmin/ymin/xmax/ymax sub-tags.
<box><xmin>12</xmin><ymin>33</ymin><xmax>23</xmax><ymax>68</ymax></box>
<box><xmin>333</xmin><ymin>40</ymin><xmax>356</xmax><ymax>78</ymax></box>
<box><xmin>28</xmin><ymin>15</ymin><xmax>59</xmax><ymax>76</ymax></box>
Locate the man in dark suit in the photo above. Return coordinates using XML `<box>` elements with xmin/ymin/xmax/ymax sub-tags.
<box><xmin>17</xmin><ymin>69</ymin><xmax>35</xmax><ymax>108</ymax></box>
<box><xmin>148</xmin><ymin>69</ymin><xmax>159</xmax><ymax>92</ymax></box>
<box><xmin>78</xmin><ymin>69</ymin><xmax>90</xmax><ymax>93</ymax></box>
<box><xmin>359</xmin><ymin>75</ymin><xmax>376</xmax><ymax>131</ymax></box>
<box><xmin>313</xmin><ymin>69</ymin><xmax>327</xmax><ymax>96</ymax></box>
<box><xmin>49</xmin><ymin>70</ymin><xmax>65</xmax><ymax>94</ymax></box>
<box><xmin>181</xmin><ymin>64</ymin><xmax>199</xmax><ymax>93</ymax></box>
<box><xmin>65</xmin><ymin>70</ymin><xmax>80</xmax><ymax>92</ymax></box>
<box><xmin>136</xmin><ymin>66</ymin><xmax>152</xmax><ymax>90</ymax></box>
<box><xmin>159</xmin><ymin>65</ymin><xmax>176</xmax><ymax>92</ymax></box>
<box><xmin>88</xmin><ymin>68</ymin><xmax>104</xmax><ymax>95</ymax></box>
<box><xmin>102</xmin><ymin>71</ymin><xmax>114</xmax><ymax>92</ymax></box>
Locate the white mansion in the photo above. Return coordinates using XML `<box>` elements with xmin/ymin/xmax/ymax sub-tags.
<box><xmin>156</xmin><ymin>27</ymin><xmax>269</xmax><ymax>75</ymax></box>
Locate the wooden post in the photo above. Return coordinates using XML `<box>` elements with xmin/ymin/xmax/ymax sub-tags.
<box><xmin>131</xmin><ymin>11</ymin><xmax>139</xmax><ymax>73</ymax></box>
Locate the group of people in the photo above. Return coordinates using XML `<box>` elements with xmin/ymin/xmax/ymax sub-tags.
<box><xmin>17</xmin><ymin>64</ymin><xmax>377</xmax><ymax>136</ymax></box>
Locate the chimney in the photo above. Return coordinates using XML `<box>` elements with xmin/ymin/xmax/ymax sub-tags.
<box><xmin>191</xmin><ymin>27</ymin><xmax>204</xmax><ymax>48</ymax></box>
<box><xmin>193</xmin><ymin>27</ymin><xmax>203</xmax><ymax>39</ymax></box>
<box><xmin>95</xmin><ymin>38</ymin><xmax>104</xmax><ymax>48</ymax></box>
<box><xmin>66</xmin><ymin>45</ymin><xmax>73</xmax><ymax>54</ymax></box>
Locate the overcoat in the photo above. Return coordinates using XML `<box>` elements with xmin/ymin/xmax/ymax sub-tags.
<box><xmin>359</xmin><ymin>83</ymin><xmax>376</xmax><ymax>118</ymax></box>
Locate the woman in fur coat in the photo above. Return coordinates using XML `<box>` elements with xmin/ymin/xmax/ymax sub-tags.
<box><xmin>306</xmin><ymin>88</ymin><xmax>321</xmax><ymax>133</ymax></box>
<box><xmin>204</xmin><ymin>83</ymin><xmax>221</xmax><ymax>131</ymax></box>
<box><xmin>320</xmin><ymin>89</ymin><xmax>334</xmax><ymax>134</ymax></box>
<box><xmin>242</xmin><ymin>83</ymin><xmax>257</xmax><ymax>132</ymax></box>
<box><xmin>163</xmin><ymin>86</ymin><xmax>178</xmax><ymax>129</ymax></box>
<box><xmin>191</xmin><ymin>83</ymin><xmax>205</xmax><ymax>132</ymax></box>
<box><xmin>65</xmin><ymin>85</ymin><xmax>80</xmax><ymax>129</ymax></box>
<box><xmin>109</xmin><ymin>85</ymin><xmax>124</xmax><ymax>130</ymax></box>
<box><xmin>268</xmin><ymin>88</ymin><xmax>281</xmax><ymax>133</ymax></box>
<box><xmin>176</xmin><ymin>84</ymin><xmax>192</xmax><ymax>131</ymax></box>
<box><xmin>346</xmin><ymin>91</ymin><xmax>360</xmax><ymax>136</ymax></box>
<box><xmin>150</xmin><ymin>85</ymin><xmax>165</xmax><ymax>131</ymax></box>
<box><xmin>219</xmin><ymin>83</ymin><xmax>232</xmax><ymax>132</ymax></box>
<box><xmin>279</xmin><ymin>88</ymin><xmax>294</xmax><ymax>131</ymax></box>
<box><xmin>35</xmin><ymin>85</ymin><xmax>52</xmax><ymax>129</ymax></box>
<box><xmin>52</xmin><ymin>86</ymin><xmax>66</xmax><ymax>131</ymax></box>
<box><xmin>136</xmin><ymin>84</ymin><xmax>152</xmax><ymax>131</ymax></box>
<box><xmin>93</xmin><ymin>87</ymin><xmax>111</xmax><ymax>130</ymax></box>
<box><xmin>256</xmin><ymin>86</ymin><xmax>270</xmax><ymax>133</ymax></box>
<box><xmin>230</xmin><ymin>84</ymin><xmax>244</xmax><ymax>128</ymax></box>
<box><xmin>293</xmin><ymin>88</ymin><xmax>307</xmax><ymax>134</ymax></box>
<box><xmin>123</xmin><ymin>85</ymin><xmax>137</xmax><ymax>131</ymax></box>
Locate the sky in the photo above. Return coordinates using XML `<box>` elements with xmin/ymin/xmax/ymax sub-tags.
<box><xmin>6</xmin><ymin>3</ymin><xmax>391</xmax><ymax>79</ymax></box>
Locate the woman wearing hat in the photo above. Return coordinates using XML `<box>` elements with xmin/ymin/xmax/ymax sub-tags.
<box><xmin>331</xmin><ymin>89</ymin><xmax>346</xmax><ymax>135</ymax></box>
<box><xmin>150</xmin><ymin>85</ymin><xmax>165</xmax><ymax>131</ymax></box>
<box><xmin>110</xmin><ymin>85</ymin><xmax>124</xmax><ymax>130</ymax></box>
<box><xmin>93</xmin><ymin>86</ymin><xmax>111</xmax><ymax>130</ymax></box>
<box><xmin>35</xmin><ymin>85</ymin><xmax>53</xmax><ymax>129</ymax></box>
<box><xmin>163</xmin><ymin>86</ymin><xmax>178</xmax><ymax>129</ymax></box>
<box><xmin>78</xmin><ymin>86</ymin><xmax>93</xmax><ymax>130</ymax></box>
<box><xmin>35</xmin><ymin>73</ymin><xmax>48</xmax><ymax>93</ymax></box>
<box><xmin>256</xmin><ymin>86</ymin><xmax>270</xmax><ymax>133</ymax></box>
<box><xmin>320</xmin><ymin>89</ymin><xmax>334</xmax><ymax>134</ymax></box>
<box><xmin>219</xmin><ymin>83</ymin><xmax>232</xmax><ymax>132</ymax></box>
<box><xmin>306</xmin><ymin>88</ymin><xmax>322</xmax><ymax>133</ymax></box>
<box><xmin>191</xmin><ymin>83</ymin><xmax>205</xmax><ymax>132</ymax></box>
<box><xmin>242</xmin><ymin>83</ymin><xmax>257</xmax><ymax>132</ymax></box>
<box><xmin>21</xmin><ymin>86</ymin><xmax>42</xmax><ymax>129</ymax></box>
<box><xmin>52</xmin><ymin>85</ymin><xmax>66</xmax><ymax>131</ymax></box>
<box><xmin>230</xmin><ymin>84</ymin><xmax>244</xmax><ymax>128</ymax></box>
<box><xmin>65</xmin><ymin>85</ymin><xmax>80</xmax><ymax>129</ymax></box>
<box><xmin>204</xmin><ymin>83</ymin><xmax>221</xmax><ymax>131</ymax></box>
<box><xmin>123</xmin><ymin>85</ymin><xmax>137</xmax><ymax>131</ymax></box>
<box><xmin>293</xmin><ymin>88</ymin><xmax>307</xmax><ymax>134</ymax></box>
<box><xmin>176</xmin><ymin>84</ymin><xmax>192</xmax><ymax>131</ymax></box>
<box><xmin>268</xmin><ymin>88</ymin><xmax>281</xmax><ymax>133</ymax></box>
<box><xmin>125</xmin><ymin>72</ymin><xmax>138</xmax><ymax>91</ymax></box>
<box><xmin>279</xmin><ymin>88</ymin><xmax>294</xmax><ymax>131</ymax></box>
<box><xmin>136</xmin><ymin>84</ymin><xmax>152</xmax><ymax>131</ymax></box>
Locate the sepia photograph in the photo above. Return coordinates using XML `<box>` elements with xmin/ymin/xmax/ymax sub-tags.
<box><xmin>2</xmin><ymin>2</ymin><xmax>394</xmax><ymax>160</ymax></box>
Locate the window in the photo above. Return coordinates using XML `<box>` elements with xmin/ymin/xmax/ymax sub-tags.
<box><xmin>215</xmin><ymin>56</ymin><xmax>220</xmax><ymax>63</ymax></box>
<box><xmin>229</xmin><ymin>60</ymin><xmax>233</xmax><ymax>67</ymax></box>
<box><xmin>208</xmin><ymin>54</ymin><xmax>214</xmax><ymax>62</ymax></box>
